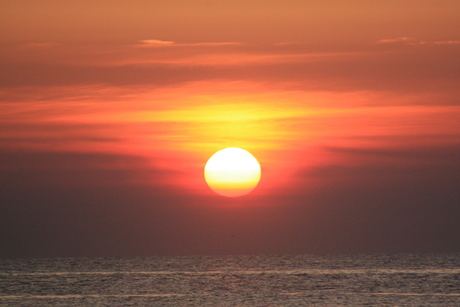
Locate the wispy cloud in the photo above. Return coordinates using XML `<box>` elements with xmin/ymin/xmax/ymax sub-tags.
<box><xmin>376</xmin><ymin>37</ymin><xmax>418</xmax><ymax>45</ymax></box>
<box><xmin>187</xmin><ymin>42</ymin><xmax>242</xmax><ymax>47</ymax></box>
<box><xmin>377</xmin><ymin>37</ymin><xmax>460</xmax><ymax>46</ymax></box>
<box><xmin>432</xmin><ymin>40</ymin><xmax>460</xmax><ymax>45</ymax></box>
<box><xmin>137</xmin><ymin>39</ymin><xmax>242</xmax><ymax>48</ymax></box>
<box><xmin>138</xmin><ymin>39</ymin><xmax>175</xmax><ymax>47</ymax></box>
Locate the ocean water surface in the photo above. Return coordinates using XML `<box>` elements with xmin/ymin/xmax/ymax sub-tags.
<box><xmin>1</xmin><ymin>254</ymin><xmax>460</xmax><ymax>306</ymax></box>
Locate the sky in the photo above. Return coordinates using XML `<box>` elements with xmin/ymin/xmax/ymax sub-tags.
<box><xmin>1</xmin><ymin>0</ymin><xmax>459</xmax><ymax>258</ymax></box>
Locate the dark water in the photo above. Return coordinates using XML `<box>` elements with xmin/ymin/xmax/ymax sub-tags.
<box><xmin>1</xmin><ymin>254</ymin><xmax>460</xmax><ymax>306</ymax></box>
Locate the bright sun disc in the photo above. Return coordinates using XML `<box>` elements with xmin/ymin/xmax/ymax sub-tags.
<box><xmin>204</xmin><ymin>147</ymin><xmax>261</xmax><ymax>197</ymax></box>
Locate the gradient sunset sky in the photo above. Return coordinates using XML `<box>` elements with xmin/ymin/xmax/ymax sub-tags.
<box><xmin>1</xmin><ymin>0</ymin><xmax>459</xmax><ymax>257</ymax></box>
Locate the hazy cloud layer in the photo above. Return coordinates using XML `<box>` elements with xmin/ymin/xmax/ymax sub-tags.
<box><xmin>1</xmin><ymin>0</ymin><xmax>459</xmax><ymax>257</ymax></box>
<box><xmin>1</xmin><ymin>40</ymin><xmax>459</xmax><ymax>96</ymax></box>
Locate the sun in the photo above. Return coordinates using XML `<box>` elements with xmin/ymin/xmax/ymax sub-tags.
<box><xmin>204</xmin><ymin>147</ymin><xmax>261</xmax><ymax>197</ymax></box>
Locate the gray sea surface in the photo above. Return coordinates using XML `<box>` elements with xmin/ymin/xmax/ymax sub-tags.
<box><xmin>1</xmin><ymin>254</ymin><xmax>460</xmax><ymax>306</ymax></box>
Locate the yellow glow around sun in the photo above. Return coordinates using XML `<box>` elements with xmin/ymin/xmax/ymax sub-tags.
<box><xmin>204</xmin><ymin>147</ymin><xmax>261</xmax><ymax>197</ymax></box>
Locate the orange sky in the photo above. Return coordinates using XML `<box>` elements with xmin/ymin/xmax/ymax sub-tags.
<box><xmin>1</xmin><ymin>0</ymin><xmax>460</xmax><ymax>257</ymax></box>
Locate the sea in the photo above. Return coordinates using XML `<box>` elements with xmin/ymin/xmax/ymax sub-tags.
<box><xmin>1</xmin><ymin>254</ymin><xmax>460</xmax><ymax>306</ymax></box>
